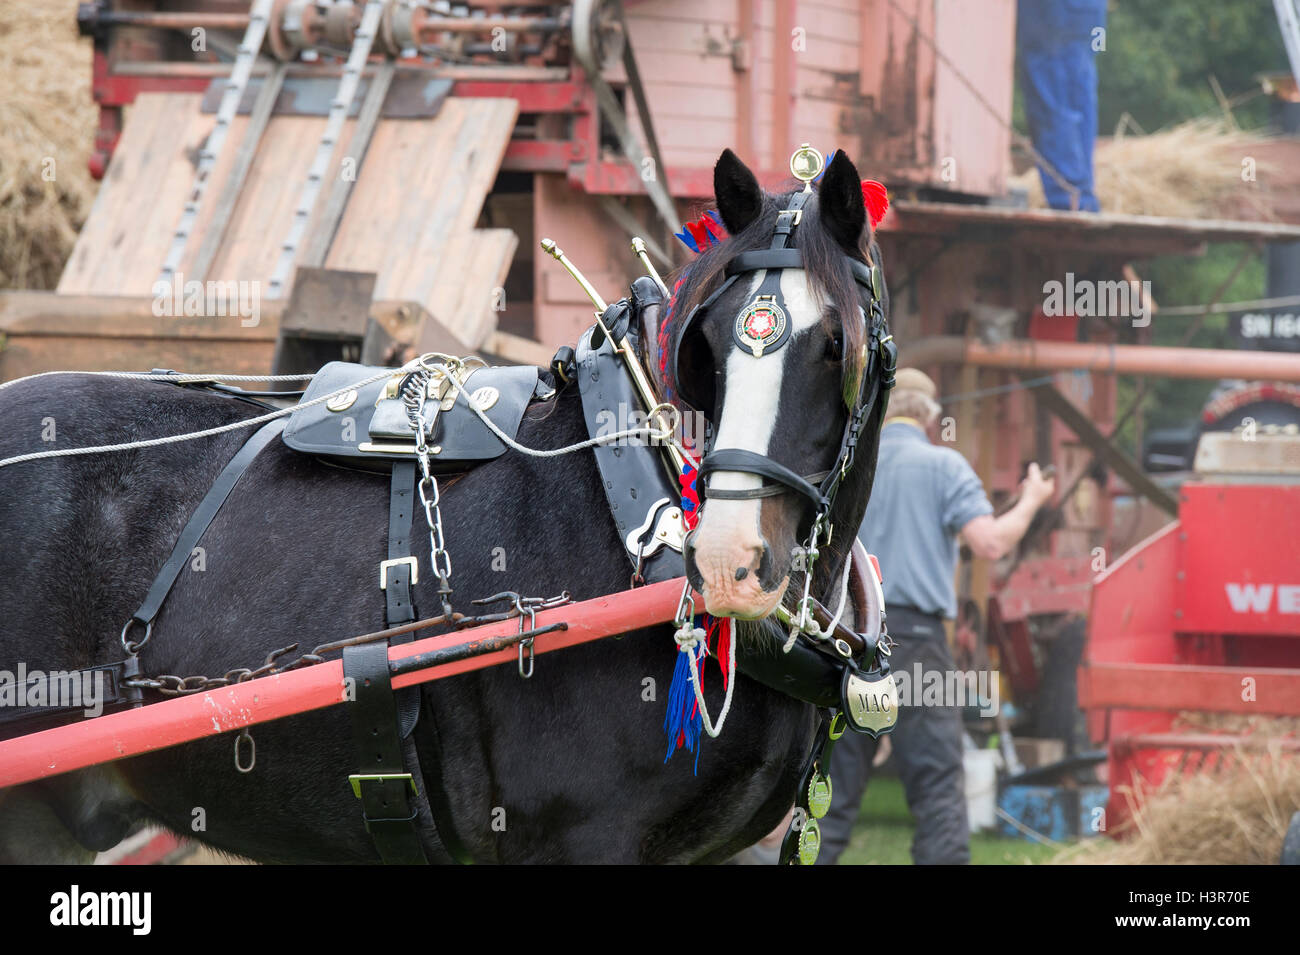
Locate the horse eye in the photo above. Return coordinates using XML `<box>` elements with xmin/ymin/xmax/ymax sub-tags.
<box><xmin>824</xmin><ymin>331</ymin><xmax>844</xmax><ymax>362</ymax></box>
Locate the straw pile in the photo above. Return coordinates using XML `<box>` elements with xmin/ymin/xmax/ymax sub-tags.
<box><xmin>1055</xmin><ymin>716</ymin><xmax>1300</xmax><ymax>865</ymax></box>
<box><xmin>0</xmin><ymin>0</ymin><xmax>97</xmax><ymax>290</ymax></box>
<box><xmin>1010</xmin><ymin>119</ymin><xmax>1273</xmax><ymax>219</ymax></box>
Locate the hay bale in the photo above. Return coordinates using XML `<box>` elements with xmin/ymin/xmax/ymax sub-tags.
<box><xmin>1010</xmin><ymin>119</ymin><xmax>1274</xmax><ymax>219</ymax></box>
<box><xmin>0</xmin><ymin>1</ymin><xmax>97</xmax><ymax>290</ymax></box>
<box><xmin>1056</xmin><ymin>716</ymin><xmax>1300</xmax><ymax>865</ymax></box>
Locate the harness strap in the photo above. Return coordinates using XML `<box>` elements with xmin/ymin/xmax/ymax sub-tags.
<box><xmin>122</xmin><ymin>419</ymin><xmax>286</xmax><ymax>649</ymax></box>
<box><xmin>779</xmin><ymin>707</ymin><xmax>841</xmax><ymax>865</ymax></box>
<box><xmin>698</xmin><ymin>449</ymin><xmax>829</xmax><ymax>509</ymax></box>
<box><xmin>770</xmin><ymin>191</ymin><xmax>810</xmax><ymax>249</ymax></box>
<box><xmin>726</xmin><ymin>249</ymin><xmax>879</xmax><ymax>295</ymax></box>
<box><xmin>384</xmin><ymin>461</ymin><xmax>418</xmax><ymax>627</ymax></box>
<box><xmin>411</xmin><ymin>693</ymin><xmax>475</xmax><ymax>864</ymax></box>
<box><xmin>343</xmin><ymin>641</ymin><xmax>429</xmax><ymax>865</ymax></box>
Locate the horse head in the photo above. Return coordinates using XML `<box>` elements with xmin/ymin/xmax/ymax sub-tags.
<box><xmin>666</xmin><ymin>148</ymin><xmax>890</xmax><ymax>621</ymax></box>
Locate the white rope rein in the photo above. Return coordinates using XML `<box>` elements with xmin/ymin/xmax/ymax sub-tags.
<box><xmin>0</xmin><ymin>359</ymin><xmax>699</xmax><ymax>471</ymax></box>
<box><xmin>0</xmin><ymin>367</ymin><xmax>392</xmax><ymax>470</ymax></box>
<box><xmin>427</xmin><ymin>361</ymin><xmax>696</xmax><ymax>464</ymax></box>
<box><xmin>782</xmin><ymin>548</ymin><xmax>854</xmax><ymax>654</ymax></box>
<box><xmin>0</xmin><ymin>370</ymin><xmax>317</xmax><ymax>391</ymax></box>
<box><xmin>826</xmin><ymin>549</ymin><xmax>854</xmax><ymax>634</ymax></box>
<box><xmin>674</xmin><ymin>620</ymin><xmax>737</xmax><ymax>739</ymax></box>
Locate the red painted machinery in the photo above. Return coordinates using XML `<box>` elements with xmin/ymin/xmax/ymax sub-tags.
<box><xmin>1079</xmin><ymin>461</ymin><xmax>1300</xmax><ymax>828</ymax></box>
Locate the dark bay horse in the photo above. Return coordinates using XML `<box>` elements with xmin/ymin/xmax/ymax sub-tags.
<box><xmin>0</xmin><ymin>148</ymin><xmax>888</xmax><ymax>863</ymax></box>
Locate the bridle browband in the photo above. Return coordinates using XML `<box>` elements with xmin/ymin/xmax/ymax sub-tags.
<box><xmin>673</xmin><ymin>190</ymin><xmax>897</xmax><ymax>524</ymax></box>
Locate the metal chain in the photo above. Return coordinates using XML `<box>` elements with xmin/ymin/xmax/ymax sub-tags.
<box><xmin>405</xmin><ymin>361</ymin><xmax>457</xmax><ymax>619</ymax></box>
<box><xmin>125</xmin><ymin>644</ymin><xmax>308</xmax><ymax>697</ymax></box>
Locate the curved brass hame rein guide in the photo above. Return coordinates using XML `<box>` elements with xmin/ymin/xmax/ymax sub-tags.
<box><xmin>540</xmin><ymin>238</ymin><xmax>687</xmax><ymax>476</ymax></box>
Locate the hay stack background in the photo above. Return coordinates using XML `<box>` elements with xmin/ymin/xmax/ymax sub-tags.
<box><xmin>1011</xmin><ymin>119</ymin><xmax>1273</xmax><ymax>220</ymax></box>
<box><xmin>1057</xmin><ymin>716</ymin><xmax>1300</xmax><ymax>865</ymax></box>
<box><xmin>0</xmin><ymin>0</ymin><xmax>97</xmax><ymax>290</ymax></box>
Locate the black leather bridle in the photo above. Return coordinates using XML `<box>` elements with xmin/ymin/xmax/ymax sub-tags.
<box><xmin>671</xmin><ymin>190</ymin><xmax>898</xmax><ymax>531</ymax></box>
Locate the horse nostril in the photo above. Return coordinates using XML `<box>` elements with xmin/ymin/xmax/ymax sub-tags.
<box><xmin>756</xmin><ymin>541</ymin><xmax>776</xmax><ymax>587</ymax></box>
<box><xmin>734</xmin><ymin>567</ymin><xmax>748</xmax><ymax>581</ymax></box>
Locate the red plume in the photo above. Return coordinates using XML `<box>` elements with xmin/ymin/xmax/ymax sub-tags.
<box><xmin>861</xmin><ymin>180</ymin><xmax>889</xmax><ymax>229</ymax></box>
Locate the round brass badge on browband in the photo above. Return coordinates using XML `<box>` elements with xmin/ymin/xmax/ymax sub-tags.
<box><xmin>734</xmin><ymin>294</ymin><xmax>790</xmax><ymax>358</ymax></box>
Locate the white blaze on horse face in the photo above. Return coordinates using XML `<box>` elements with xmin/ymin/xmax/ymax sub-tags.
<box><xmin>693</xmin><ymin>269</ymin><xmax>823</xmax><ymax>617</ymax></box>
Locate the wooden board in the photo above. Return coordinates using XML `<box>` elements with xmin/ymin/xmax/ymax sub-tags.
<box><xmin>326</xmin><ymin>97</ymin><xmax>519</xmax><ymax>345</ymax></box>
<box><xmin>0</xmin><ymin>293</ymin><xmax>432</xmax><ymax>381</ymax></box>
<box><xmin>58</xmin><ymin>94</ymin><xmax>234</xmax><ymax>295</ymax></box>
<box><xmin>56</xmin><ymin>93</ymin><xmax>520</xmax><ymax>352</ymax></box>
<box><xmin>420</xmin><ymin>228</ymin><xmax>518</xmax><ymax>352</ymax></box>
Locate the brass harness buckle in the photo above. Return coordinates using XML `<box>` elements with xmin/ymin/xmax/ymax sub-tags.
<box><xmin>379</xmin><ymin>556</ymin><xmax>419</xmax><ymax>589</ymax></box>
<box><xmin>349</xmin><ymin>773</ymin><xmax>418</xmax><ymax>799</ymax></box>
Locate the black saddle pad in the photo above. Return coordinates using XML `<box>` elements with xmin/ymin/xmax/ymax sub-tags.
<box><xmin>281</xmin><ymin>360</ymin><xmax>546</xmax><ymax>470</ymax></box>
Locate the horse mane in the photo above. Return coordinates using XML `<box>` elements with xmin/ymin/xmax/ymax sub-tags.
<box><xmin>657</xmin><ymin>182</ymin><xmax>878</xmax><ymax>408</ymax></box>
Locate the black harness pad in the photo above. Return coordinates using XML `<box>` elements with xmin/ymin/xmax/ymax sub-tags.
<box><xmin>282</xmin><ymin>361</ymin><xmax>544</xmax><ymax>470</ymax></box>
<box><xmin>575</xmin><ymin>325</ymin><xmax>685</xmax><ymax>583</ymax></box>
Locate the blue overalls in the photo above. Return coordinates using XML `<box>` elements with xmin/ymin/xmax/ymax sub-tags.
<box><xmin>1017</xmin><ymin>0</ymin><xmax>1107</xmax><ymax>212</ymax></box>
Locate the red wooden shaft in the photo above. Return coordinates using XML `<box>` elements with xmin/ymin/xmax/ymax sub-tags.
<box><xmin>0</xmin><ymin>578</ymin><xmax>687</xmax><ymax>787</ymax></box>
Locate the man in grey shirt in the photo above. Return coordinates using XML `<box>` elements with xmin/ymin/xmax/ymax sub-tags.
<box><xmin>817</xmin><ymin>368</ymin><xmax>1054</xmax><ymax>864</ymax></box>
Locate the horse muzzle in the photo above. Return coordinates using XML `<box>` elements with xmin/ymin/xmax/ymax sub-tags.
<box><xmin>683</xmin><ymin>525</ymin><xmax>788</xmax><ymax>619</ymax></box>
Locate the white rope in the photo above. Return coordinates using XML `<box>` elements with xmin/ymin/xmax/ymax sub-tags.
<box><xmin>674</xmin><ymin>621</ymin><xmax>737</xmax><ymax>739</ymax></box>
<box><xmin>0</xmin><ymin>357</ymin><xmax>697</xmax><ymax>471</ymax></box>
<box><xmin>0</xmin><ymin>369</ymin><xmax>316</xmax><ymax>393</ymax></box>
<box><xmin>826</xmin><ymin>550</ymin><xmax>854</xmax><ymax>634</ymax></box>
<box><xmin>430</xmin><ymin>361</ymin><xmax>697</xmax><ymax>464</ymax></box>
<box><xmin>781</xmin><ymin>549</ymin><xmax>853</xmax><ymax>654</ymax></box>
<box><xmin>0</xmin><ymin>366</ymin><xmax>396</xmax><ymax>470</ymax></box>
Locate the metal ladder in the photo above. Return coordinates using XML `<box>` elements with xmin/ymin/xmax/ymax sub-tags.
<box><xmin>266</xmin><ymin>0</ymin><xmax>387</xmax><ymax>300</ymax></box>
<box><xmin>157</xmin><ymin>0</ymin><xmax>276</xmax><ymax>286</ymax></box>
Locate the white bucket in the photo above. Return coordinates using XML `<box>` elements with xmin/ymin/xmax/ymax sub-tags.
<box><xmin>963</xmin><ymin>748</ymin><xmax>1002</xmax><ymax>831</ymax></box>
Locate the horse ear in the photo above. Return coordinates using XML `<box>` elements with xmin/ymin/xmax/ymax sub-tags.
<box><xmin>713</xmin><ymin>149</ymin><xmax>763</xmax><ymax>235</ymax></box>
<box><xmin>819</xmin><ymin>150</ymin><xmax>867</xmax><ymax>251</ymax></box>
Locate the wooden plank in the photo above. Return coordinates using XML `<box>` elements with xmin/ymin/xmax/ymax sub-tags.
<box><xmin>0</xmin><ymin>294</ymin><xmax>272</xmax><ymax>339</ymax></box>
<box><xmin>327</xmin><ymin>99</ymin><xmax>518</xmax><ymax>305</ymax></box>
<box><xmin>421</xmin><ymin>228</ymin><xmax>518</xmax><ymax>350</ymax></box>
<box><xmin>59</xmin><ymin>94</ymin><xmax>218</xmax><ymax>294</ymax></box>
<box><xmin>189</xmin><ymin>63</ymin><xmax>289</xmax><ymax>283</ymax></box>
<box><xmin>0</xmin><ymin>293</ymin><xmax>432</xmax><ymax>382</ymax></box>
<box><xmin>486</xmin><ymin>330</ymin><xmax>553</xmax><ymax>367</ymax></box>
<box><xmin>204</xmin><ymin>114</ymin><xmax>357</xmax><ymax>289</ymax></box>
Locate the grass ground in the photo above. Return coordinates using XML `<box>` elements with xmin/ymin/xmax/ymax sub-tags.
<box><xmin>835</xmin><ymin>775</ymin><xmax>1063</xmax><ymax>865</ymax></box>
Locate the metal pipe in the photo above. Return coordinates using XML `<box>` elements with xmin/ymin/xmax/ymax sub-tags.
<box><xmin>904</xmin><ymin>337</ymin><xmax>1300</xmax><ymax>383</ymax></box>
<box><xmin>82</xmin><ymin>12</ymin><xmax>560</xmax><ymax>33</ymax></box>
<box><xmin>631</xmin><ymin>237</ymin><xmax>670</xmax><ymax>296</ymax></box>
<box><xmin>416</xmin><ymin>16</ymin><xmax>564</xmax><ymax>34</ymax></box>
<box><xmin>84</xmin><ymin>12</ymin><xmax>255</xmax><ymax>30</ymax></box>
<box><xmin>1116</xmin><ymin>733</ymin><xmax>1300</xmax><ymax>754</ymax></box>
